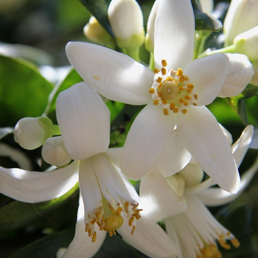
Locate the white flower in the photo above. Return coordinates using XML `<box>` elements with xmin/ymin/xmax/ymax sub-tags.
<box><xmin>224</xmin><ymin>0</ymin><xmax>258</xmax><ymax>45</ymax></box>
<box><xmin>140</xmin><ymin>125</ymin><xmax>257</xmax><ymax>258</ymax></box>
<box><xmin>199</xmin><ymin>0</ymin><xmax>214</xmax><ymax>14</ymax></box>
<box><xmin>65</xmin><ymin>0</ymin><xmax>246</xmax><ymax>193</ymax></box>
<box><xmin>0</xmin><ymin>82</ymin><xmax>178</xmax><ymax>258</ymax></box>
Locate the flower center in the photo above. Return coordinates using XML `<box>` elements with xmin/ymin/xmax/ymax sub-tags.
<box><xmin>85</xmin><ymin>200</ymin><xmax>142</xmax><ymax>242</ymax></box>
<box><xmin>149</xmin><ymin>59</ymin><xmax>199</xmax><ymax>115</ymax></box>
<box><xmin>197</xmin><ymin>243</ymin><xmax>222</xmax><ymax>258</ymax></box>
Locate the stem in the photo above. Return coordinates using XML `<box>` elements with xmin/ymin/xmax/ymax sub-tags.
<box><xmin>198</xmin><ymin>44</ymin><xmax>236</xmax><ymax>58</ymax></box>
<box><xmin>149</xmin><ymin>52</ymin><xmax>155</xmax><ymax>71</ymax></box>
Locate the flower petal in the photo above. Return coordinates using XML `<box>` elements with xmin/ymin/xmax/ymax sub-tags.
<box><xmin>62</xmin><ymin>196</ymin><xmax>106</xmax><ymax>258</ymax></box>
<box><xmin>56</xmin><ymin>82</ymin><xmax>110</xmax><ymax>160</ymax></box>
<box><xmin>66</xmin><ymin>42</ymin><xmax>153</xmax><ymax>105</ymax></box>
<box><xmin>140</xmin><ymin>167</ymin><xmax>186</xmax><ymax>222</ymax></box>
<box><xmin>176</xmin><ymin>106</ymin><xmax>240</xmax><ymax>193</ymax></box>
<box><xmin>121</xmin><ymin>104</ymin><xmax>175</xmax><ymax>180</ymax></box>
<box><xmin>0</xmin><ymin>161</ymin><xmax>79</xmax><ymax>203</ymax></box>
<box><xmin>117</xmin><ymin>214</ymin><xmax>178</xmax><ymax>258</ymax></box>
<box><xmin>231</xmin><ymin>125</ymin><xmax>254</xmax><ymax>167</ymax></box>
<box><xmin>184</xmin><ymin>53</ymin><xmax>229</xmax><ymax>106</ymax></box>
<box><xmin>197</xmin><ymin>157</ymin><xmax>258</xmax><ymax>206</ymax></box>
<box><xmin>155</xmin><ymin>130</ymin><xmax>191</xmax><ymax>177</ymax></box>
<box><xmin>154</xmin><ymin>0</ymin><xmax>195</xmax><ymax>70</ymax></box>
<box><xmin>218</xmin><ymin>54</ymin><xmax>254</xmax><ymax>97</ymax></box>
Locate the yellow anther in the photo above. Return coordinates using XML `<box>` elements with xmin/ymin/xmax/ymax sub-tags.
<box><xmin>92</xmin><ymin>231</ymin><xmax>97</xmax><ymax>242</ymax></box>
<box><xmin>231</xmin><ymin>238</ymin><xmax>240</xmax><ymax>248</ymax></box>
<box><xmin>124</xmin><ymin>202</ymin><xmax>129</xmax><ymax>213</ymax></box>
<box><xmin>193</xmin><ymin>103</ymin><xmax>198</xmax><ymax>106</ymax></box>
<box><xmin>184</xmin><ymin>75</ymin><xmax>189</xmax><ymax>81</ymax></box>
<box><xmin>187</xmin><ymin>83</ymin><xmax>194</xmax><ymax>89</ymax></box>
<box><xmin>128</xmin><ymin>216</ymin><xmax>134</xmax><ymax>226</ymax></box>
<box><xmin>161</xmin><ymin>67</ymin><xmax>167</xmax><ymax>75</ymax></box>
<box><xmin>149</xmin><ymin>88</ymin><xmax>155</xmax><ymax>94</ymax></box>
<box><xmin>185</xmin><ymin>95</ymin><xmax>191</xmax><ymax>100</ymax></box>
<box><xmin>153</xmin><ymin>68</ymin><xmax>160</xmax><ymax>74</ymax></box>
<box><xmin>157</xmin><ymin>92</ymin><xmax>162</xmax><ymax>98</ymax></box>
<box><xmin>158</xmin><ymin>83</ymin><xmax>162</xmax><ymax>90</ymax></box>
<box><xmin>182</xmin><ymin>109</ymin><xmax>188</xmax><ymax>114</ymax></box>
<box><xmin>161</xmin><ymin>59</ymin><xmax>167</xmax><ymax>67</ymax></box>
<box><xmin>187</xmin><ymin>89</ymin><xmax>192</xmax><ymax>94</ymax></box>
<box><xmin>199</xmin><ymin>243</ymin><xmax>222</xmax><ymax>258</ymax></box>
<box><xmin>184</xmin><ymin>101</ymin><xmax>189</xmax><ymax>106</ymax></box>
<box><xmin>163</xmin><ymin>109</ymin><xmax>169</xmax><ymax>115</ymax></box>
<box><xmin>179</xmin><ymin>98</ymin><xmax>185</xmax><ymax>104</ymax></box>
<box><xmin>153</xmin><ymin>100</ymin><xmax>159</xmax><ymax>105</ymax></box>
<box><xmin>131</xmin><ymin>225</ymin><xmax>136</xmax><ymax>235</ymax></box>
<box><xmin>131</xmin><ymin>202</ymin><xmax>139</xmax><ymax>209</ymax></box>
<box><xmin>166</xmin><ymin>76</ymin><xmax>173</xmax><ymax>81</ymax></box>
<box><xmin>173</xmin><ymin>107</ymin><xmax>179</xmax><ymax>113</ymax></box>
<box><xmin>116</xmin><ymin>207</ymin><xmax>123</xmax><ymax>215</ymax></box>
<box><xmin>194</xmin><ymin>94</ymin><xmax>198</xmax><ymax>100</ymax></box>
<box><xmin>157</xmin><ymin>77</ymin><xmax>163</xmax><ymax>83</ymax></box>
<box><xmin>176</xmin><ymin>68</ymin><xmax>183</xmax><ymax>76</ymax></box>
<box><xmin>161</xmin><ymin>99</ymin><xmax>167</xmax><ymax>105</ymax></box>
<box><xmin>170</xmin><ymin>103</ymin><xmax>175</xmax><ymax>110</ymax></box>
<box><xmin>178</xmin><ymin>75</ymin><xmax>185</xmax><ymax>83</ymax></box>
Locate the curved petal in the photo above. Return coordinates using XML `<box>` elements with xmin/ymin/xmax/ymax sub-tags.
<box><xmin>231</xmin><ymin>125</ymin><xmax>254</xmax><ymax>167</ymax></box>
<box><xmin>62</xmin><ymin>196</ymin><xmax>106</xmax><ymax>258</ymax></box>
<box><xmin>154</xmin><ymin>0</ymin><xmax>195</xmax><ymax>70</ymax></box>
<box><xmin>176</xmin><ymin>106</ymin><xmax>240</xmax><ymax>193</ymax></box>
<box><xmin>105</xmin><ymin>147</ymin><xmax>123</xmax><ymax>168</ymax></box>
<box><xmin>155</xmin><ymin>130</ymin><xmax>191</xmax><ymax>177</ymax></box>
<box><xmin>140</xmin><ymin>167</ymin><xmax>186</xmax><ymax>222</ymax></box>
<box><xmin>0</xmin><ymin>161</ymin><xmax>79</xmax><ymax>203</ymax></box>
<box><xmin>121</xmin><ymin>104</ymin><xmax>175</xmax><ymax>180</ymax></box>
<box><xmin>197</xmin><ymin>157</ymin><xmax>258</xmax><ymax>206</ymax></box>
<box><xmin>66</xmin><ymin>42</ymin><xmax>153</xmax><ymax>105</ymax></box>
<box><xmin>117</xmin><ymin>214</ymin><xmax>178</xmax><ymax>258</ymax></box>
<box><xmin>184</xmin><ymin>53</ymin><xmax>229</xmax><ymax>106</ymax></box>
<box><xmin>218</xmin><ymin>54</ymin><xmax>254</xmax><ymax>97</ymax></box>
<box><xmin>56</xmin><ymin>82</ymin><xmax>110</xmax><ymax>160</ymax></box>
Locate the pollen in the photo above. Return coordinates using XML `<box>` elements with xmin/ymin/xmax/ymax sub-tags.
<box><xmin>153</xmin><ymin>99</ymin><xmax>159</xmax><ymax>105</ymax></box>
<box><xmin>163</xmin><ymin>109</ymin><xmax>169</xmax><ymax>115</ymax></box>
<box><xmin>153</xmin><ymin>68</ymin><xmax>160</xmax><ymax>74</ymax></box>
<box><xmin>149</xmin><ymin>88</ymin><xmax>155</xmax><ymax>94</ymax></box>
<box><xmin>161</xmin><ymin>59</ymin><xmax>167</xmax><ymax>67</ymax></box>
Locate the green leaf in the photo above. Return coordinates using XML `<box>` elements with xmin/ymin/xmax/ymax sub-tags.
<box><xmin>9</xmin><ymin>227</ymin><xmax>75</xmax><ymax>258</ymax></box>
<box><xmin>106</xmin><ymin>101</ymin><xmax>125</xmax><ymax>123</ymax></box>
<box><xmin>94</xmin><ymin>234</ymin><xmax>144</xmax><ymax>258</ymax></box>
<box><xmin>0</xmin><ymin>55</ymin><xmax>54</xmax><ymax>127</ymax></box>
<box><xmin>80</xmin><ymin>0</ymin><xmax>114</xmax><ymax>37</ymax></box>
<box><xmin>44</xmin><ymin>68</ymin><xmax>82</xmax><ymax>115</ymax></box>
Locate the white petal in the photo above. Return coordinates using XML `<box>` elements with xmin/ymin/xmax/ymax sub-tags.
<box><xmin>56</xmin><ymin>82</ymin><xmax>110</xmax><ymax>160</ymax></box>
<box><xmin>154</xmin><ymin>0</ymin><xmax>195</xmax><ymax>70</ymax></box>
<box><xmin>155</xmin><ymin>130</ymin><xmax>191</xmax><ymax>177</ymax></box>
<box><xmin>176</xmin><ymin>106</ymin><xmax>240</xmax><ymax>193</ymax></box>
<box><xmin>199</xmin><ymin>0</ymin><xmax>213</xmax><ymax>14</ymax></box>
<box><xmin>140</xmin><ymin>167</ymin><xmax>186</xmax><ymax>222</ymax></box>
<box><xmin>250</xmin><ymin>129</ymin><xmax>258</xmax><ymax>149</ymax></box>
<box><xmin>0</xmin><ymin>161</ymin><xmax>79</xmax><ymax>203</ymax></box>
<box><xmin>218</xmin><ymin>54</ymin><xmax>254</xmax><ymax>97</ymax></box>
<box><xmin>184</xmin><ymin>53</ymin><xmax>229</xmax><ymax>106</ymax></box>
<box><xmin>0</xmin><ymin>127</ymin><xmax>13</xmax><ymax>140</ymax></box>
<box><xmin>62</xmin><ymin>196</ymin><xmax>106</xmax><ymax>258</ymax></box>
<box><xmin>66</xmin><ymin>42</ymin><xmax>153</xmax><ymax>105</ymax></box>
<box><xmin>197</xmin><ymin>157</ymin><xmax>258</xmax><ymax>206</ymax></box>
<box><xmin>0</xmin><ymin>143</ymin><xmax>32</xmax><ymax>170</ymax></box>
<box><xmin>231</xmin><ymin>125</ymin><xmax>254</xmax><ymax>167</ymax></box>
<box><xmin>219</xmin><ymin>124</ymin><xmax>233</xmax><ymax>145</ymax></box>
<box><xmin>117</xmin><ymin>214</ymin><xmax>178</xmax><ymax>258</ymax></box>
<box><xmin>121</xmin><ymin>104</ymin><xmax>175</xmax><ymax>180</ymax></box>
<box><xmin>79</xmin><ymin>158</ymin><xmax>102</xmax><ymax>219</ymax></box>
<box><xmin>105</xmin><ymin>147</ymin><xmax>123</xmax><ymax>168</ymax></box>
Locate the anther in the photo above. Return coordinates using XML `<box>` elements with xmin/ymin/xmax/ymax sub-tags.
<box><xmin>182</xmin><ymin>109</ymin><xmax>188</xmax><ymax>114</ymax></box>
<box><xmin>161</xmin><ymin>59</ymin><xmax>167</xmax><ymax>67</ymax></box>
<box><xmin>163</xmin><ymin>109</ymin><xmax>169</xmax><ymax>115</ymax></box>
<box><xmin>131</xmin><ymin>225</ymin><xmax>136</xmax><ymax>235</ymax></box>
<box><xmin>161</xmin><ymin>67</ymin><xmax>167</xmax><ymax>75</ymax></box>
<box><xmin>153</xmin><ymin>68</ymin><xmax>160</xmax><ymax>74</ymax></box>
<box><xmin>149</xmin><ymin>88</ymin><xmax>155</xmax><ymax>94</ymax></box>
<box><xmin>157</xmin><ymin>77</ymin><xmax>162</xmax><ymax>83</ymax></box>
<box><xmin>153</xmin><ymin>100</ymin><xmax>159</xmax><ymax>105</ymax></box>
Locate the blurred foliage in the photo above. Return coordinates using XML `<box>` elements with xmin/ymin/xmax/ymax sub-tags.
<box><xmin>0</xmin><ymin>0</ymin><xmax>258</xmax><ymax>257</ymax></box>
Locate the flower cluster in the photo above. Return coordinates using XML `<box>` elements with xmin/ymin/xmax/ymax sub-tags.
<box><xmin>1</xmin><ymin>0</ymin><xmax>258</xmax><ymax>258</ymax></box>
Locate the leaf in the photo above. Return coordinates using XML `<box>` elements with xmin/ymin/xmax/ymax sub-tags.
<box><xmin>191</xmin><ymin>0</ymin><xmax>222</xmax><ymax>31</ymax></box>
<box><xmin>0</xmin><ymin>55</ymin><xmax>54</xmax><ymax>127</ymax></box>
<box><xmin>94</xmin><ymin>234</ymin><xmax>144</xmax><ymax>258</ymax></box>
<box><xmin>44</xmin><ymin>68</ymin><xmax>83</xmax><ymax>115</ymax></box>
<box><xmin>105</xmin><ymin>101</ymin><xmax>125</xmax><ymax>123</ymax></box>
<box><xmin>80</xmin><ymin>0</ymin><xmax>114</xmax><ymax>37</ymax></box>
<box><xmin>9</xmin><ymin>227</ymin><xmax>75</xmax><ymax>258</ymax></box>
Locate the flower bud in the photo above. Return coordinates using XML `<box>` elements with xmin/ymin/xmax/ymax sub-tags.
<box><xmin>234</xmin><ymin>26</ymin><xmax>258</xmax><ymax>62</ymax></box>
<box><xmin>166</xmin><ymin>174</ymin><xmax>185</xmax><ymax>197</ymax></box>
<box><xmin>42</xmin><ymin>136</ymin><xmax>71</xmax><ymax>167</ymax></box>
<box><xmin>83</xmin><ymin>16</ymin><xmax>113</xmax><ymax>46</ymax></box>
<box><xmin>178</xmin><ymin>163</ymin><xmax>204</xmax><ymax>187</ymax></box>
<box><xmin>108</xmin><ymin>0</ymin><xmax>144</xmax><ymax>49</ymax></box>
<box><xmin>14</xmin><ymin>116</ymin><xmax>53</xmax><ymax>150</ymax></box>
<box><xmin>224</xmin><ymin>0</ymin><xmax>258</xmax><ymax>45</ymax></box>
<box><xmin>250</xmin><ymin>62</ymin><xmax>258</xmax><ymax>86</ymax></box>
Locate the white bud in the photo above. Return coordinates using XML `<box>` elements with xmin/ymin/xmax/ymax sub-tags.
<box><xmin>42</xmin><ymin>136</ymin><xmax>71</xmax><ymax>167</ymax></box>
<box><xmin>218</xmin><ymin>53</ymin><xmax>254</xmax><ymax>97</ymax></box>
<box><xmin>234</xmin><ymin>26</ymin><xmax>258</xmax><ymax>62</ymax></box>
<box><xmin>83</xmin><ymin>16</ymin><xmax>112</xmax><ymax>45</ymax></box>
<box><xmin>250</xmin><ymin>62</ymin><xmax>258</xmax><ymax>86</ymax></box>
<box><xmin>166</xmin><ymin>174</ymin><xmax>185</xmax><ymax>197</ymax></box>
<box><xmin>224</xmin><ymin>0</ymin><xmax>258</xmax><ymax>45</ymax></box>
<box><xmin>108</xmin><ymin>0</ymin><xmax>144</xmax><ymax>49</ymax></box>
<box><xmin>178</xmin><ymin>163</ymin><xmax>204</xmax><ymax>187</ymax></box>
<box><xmin>14</xmin><ymin>117</ymin><xmax>53</xmax><ymax>150</ymax></box>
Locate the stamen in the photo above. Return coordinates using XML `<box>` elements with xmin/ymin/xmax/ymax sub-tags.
<box><xmin>149</xmin><ymin>88</ymin><xmax>155</xmax><ymax>94</ymax></box>
<box><xmin>153</xmin><ymin>68</ymin><xmax>160</xmax><ymax>74</ymax></box>
<box><xmin>161</xmin><ymin>59</ymin><xmax>167</xmax><ymax>67</ymax></box>
<box><xmin>161</xmin><ymin>67</ymin><xmax>167</xmax><ymax>75</ymax></box>
<box><xmin>163</xmin><ymin>109</ymin><xmax>169</xmax><ymax>115</ymax></box>
<box><xmin>153</xmin><ymin>100</ymin><xmax>159</xmax><ymax>105</ymax></box>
